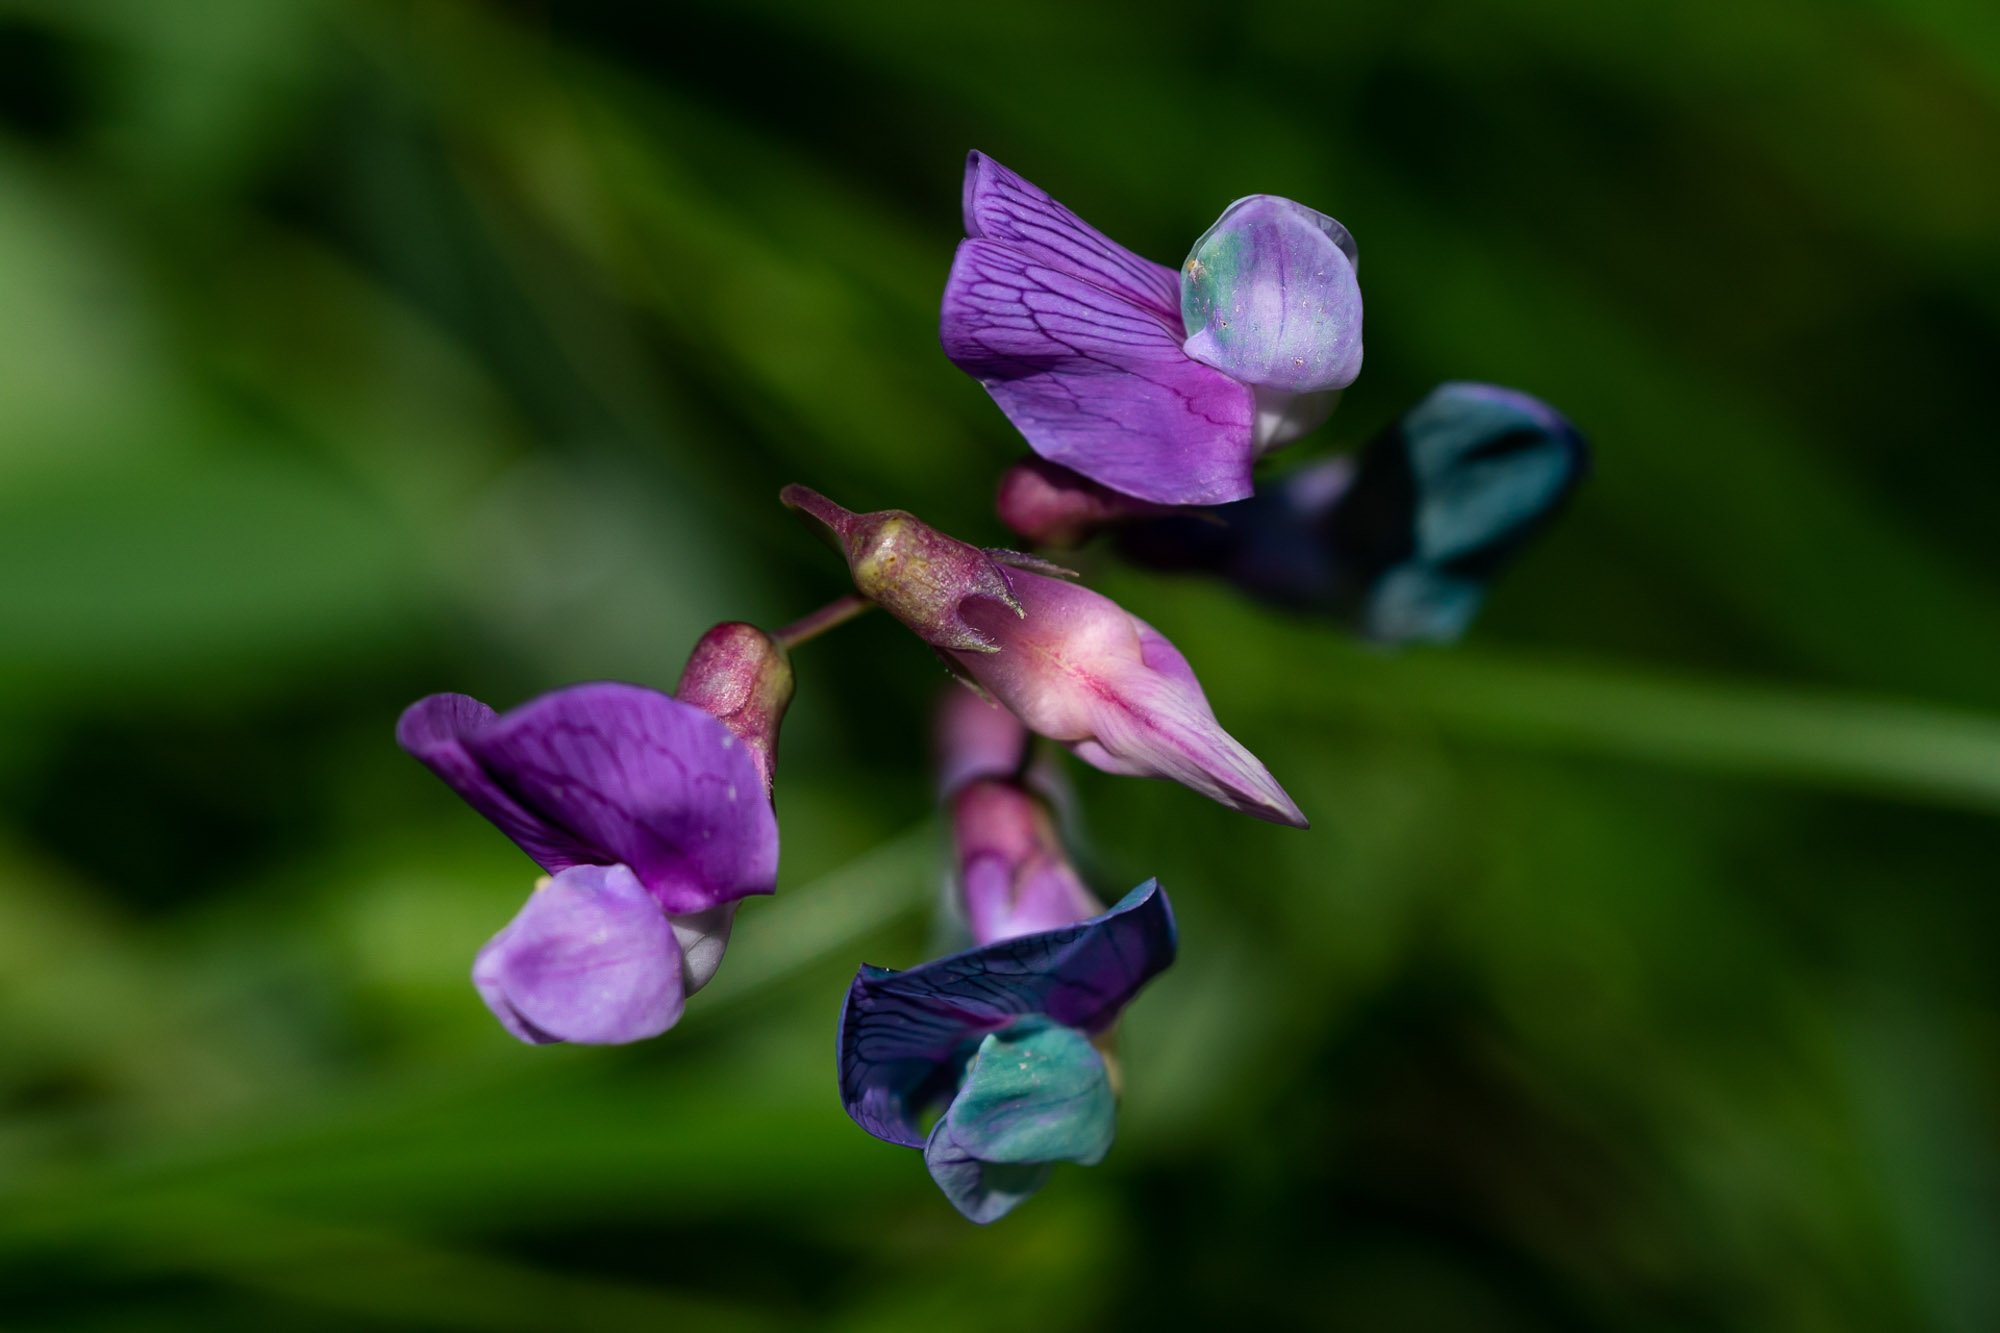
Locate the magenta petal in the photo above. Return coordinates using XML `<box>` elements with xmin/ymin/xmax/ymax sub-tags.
<box><xmin>396</xmin><ymin>694</ymin><xmax>603</xmax><ymax>873</ymax></box>
<box><xmin>473</xmin><ymin>864</ymin><xmax>685</xmax><ymax>1045</ymax></box>
<box><xmin>1070</xmin><ymin>658</ymin><xmax>1307</xmax><ymax>827</ymax></box>
<box><xmin>460</xmin><ymin>683</ymin><xmax>778</xmax><ymax>914</ymax></box>
<box><xmin>942</xmin><ymin>238</ymin><xmax>1257</xmax><ymax>506</ymax></box>
<box><xmin>961</xmin><ymin>151</ymin><xmax>1183</xmax><ymax>324</ymax></box>
<box><xmin>954</xmin><ymin>572</ymin><xmax>1306</xmax><ymax>827</ymax></box>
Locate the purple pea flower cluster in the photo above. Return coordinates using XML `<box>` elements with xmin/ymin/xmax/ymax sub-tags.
<box><xmin>397</xmin><ymin>150</ymin><xmax>1588</xmax><ymax>1221</ymax></box>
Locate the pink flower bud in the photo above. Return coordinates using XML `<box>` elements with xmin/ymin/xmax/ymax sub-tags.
<box><xmin>950</xmin><ymin>778</ymin><xmax>1102</xmax><ymax>944</ymax></box>
<box><xmin>935</xmin><ymin>684</ymin><xmax>1032</xmax><ymax>799</ymax></box>
<box><xmin>676</xmin><ymin>622</ymin><xmax>794</xmax><ymax>793</ymax></box>
<box><xmin>994</xmin><ymin>459</ymin><xmax>1169</xmax><ymax>548</ymax></box>
<box><xmin>782</xmin><ymin>484</ymin><xmax>1026</xmax><ymax>653</ymax></box>
<box><xmin>947</xmin><ymin>569</ymin><xmax>1306</xmax><ymax>827</ymax></box>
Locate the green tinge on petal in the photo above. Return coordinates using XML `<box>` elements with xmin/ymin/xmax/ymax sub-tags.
<box><xmin>942</xmin><ymin>1019</ymin><xmax>1117</xmax><ymax>1167</ymax></box>
<box><xmin>1178</xmin><ymin>195</ymin><xmax>1364</xmax><ymax>395</ymax></box>
<box><xmin>1179</xmin><ymin>228</ymin><xmax>1246</xmax><ymax>357</ymax></box>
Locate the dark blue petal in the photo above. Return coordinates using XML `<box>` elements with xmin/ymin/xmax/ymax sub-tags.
<box><xmin>1331</xmin><ymin>382</ymin><xmax>1588</xmax><ymax>642</ymax></box>
<box><xmin>1116</xmin><ymin>383</ymin><xmax>1589</xmax><ymax>642</ymax></box>
<box><xmin>837</xmin><ymin>881</ymin><xmax>1176</xmax><ymax>1147</ymax></box>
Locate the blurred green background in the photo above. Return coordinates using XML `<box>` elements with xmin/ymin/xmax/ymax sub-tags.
<box><xmin>2</xmin><ymin>1</ymin><xmax>1996</xmax><ymax>1328</ymax></box>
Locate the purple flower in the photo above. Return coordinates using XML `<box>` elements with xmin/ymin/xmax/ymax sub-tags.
<box><xmin>936</xmin><ymin>687</ymin><xmax>1099</xmax><ymax>944</ymax></box>
<box><xmin>838</xmin><ymin>881</ymin><xmax>1177</xmax><ymax>1221</ymax></box>
<box><xmin>398</xmin><ymin>676</ymin><xmax>782</xmax><ymax>1045</ymax></box>
<box><xmin>941</xmin><ymin>152</ymin><xmax>1362</xmax><ymax>507</ymax></box>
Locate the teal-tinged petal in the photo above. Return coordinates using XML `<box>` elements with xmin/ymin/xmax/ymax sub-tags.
<box><xmin>922</xmin><ymin>1019</ymin><xmax>1116</xmax><ymax>1223</ymax></box>
<box><xmin>945</xmin><ymin>1021</ymin><xmax>1116</xmax><ymax>1165</ymax></box>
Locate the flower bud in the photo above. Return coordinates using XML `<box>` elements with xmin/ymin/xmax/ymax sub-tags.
<box><xmin>782</xmin><ymin>484</ymin><xmax>1025</xmax><ymax>652</ymax></box>
<box><xmin>935</xmin><ymin>685</ymin><xmax>1032</xmax><ymax>799</ymax></box>
<box><xmin>1181</xmin><ymin>195</ymin><xmax>1363</xmax><ymax>396</ymax></box>
<box><xmin>952</xmin><ymin>778</ymin><xmax>1103</xmax><ymax>944</ymax></box>
<box><xmin>994</xmin><ymin>458</ymin><xmax>1168</xmax><ymax>548</ymax></box>
<box><xmin>676</xmin><ymin>621</ymin><xmax>794</xmax><ymax>793</ymax></box>
<box><xmin>948</xmin><ymin>569</ymin><xmax>1306</xmax><ymax>827</ymax></box>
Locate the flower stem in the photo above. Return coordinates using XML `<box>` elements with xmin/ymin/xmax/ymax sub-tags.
<box><xmin>774</xmin><ymin>594</ymin><xmax>875</xmax><ymax>650</ymax></box>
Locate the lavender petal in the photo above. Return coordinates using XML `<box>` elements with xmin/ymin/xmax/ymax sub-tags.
<box><xmin>472</xmin><ymin>864</ymin><xmax>685</xmax><ymax>1046</ymax></box>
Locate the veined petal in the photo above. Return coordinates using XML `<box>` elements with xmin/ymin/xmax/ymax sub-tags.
<box><xmin>962</xmin><ymin>151</ymin><xmax>1181</xmax><ymax>323</ymax></box>
<box><xmin>460</xmin><ymin>683</ymin><xmax>778</xmax><ymax>914</ymax></box>
<box><xmin>838</xmin><ymin>881</ymin><xmax>1176</xmax><ymax>1147</ymax></box>
<box><xmin>473</xmin><ymin>864</ymin><xmax>684</xmax><ymax>1046</ymax></box>
<box><xmin>943</xmin><ymin>238</ymin><xmax>1257</xmax><ymax>506</ymax></box>
<box><xmin>396</xmin><ymin>694</ymin><xmax>602</xmax><ymax>873</ymax></box>
<box><xmin>923</xmin><ymin>1020</ymin><xmax>1115</xmax><ymax>1223</ymax></box>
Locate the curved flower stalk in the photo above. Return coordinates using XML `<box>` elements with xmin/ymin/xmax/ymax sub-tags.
<box><xmin>785</xmin><ymin>485</ymin><xmax>1306</xmax><ymax>826</ymax></box>
<box><xmin>942</xmin><ymin>152</ymin><xmax>1363</xmax><ymax>506</ymax></box>
<box><xmin>1115</xmin><ymin>382</ymin><xmax>1590</xmax><ymax>643</ymax></box>
<box><xmin>396</xmin><ymin>625</ymin><xmax>791</xmax><ymax>1044</ymax></box>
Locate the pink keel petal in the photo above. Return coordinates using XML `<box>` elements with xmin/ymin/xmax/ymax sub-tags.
<box><xmin>1072</xmin><ymin>659</ymin><xmax>1308</xmax><ymax>827</ymax></box>
<box><xmin>951</xmin><ymin>571</ymin><xmax>1306</xmax><ymax>826</ymax></box>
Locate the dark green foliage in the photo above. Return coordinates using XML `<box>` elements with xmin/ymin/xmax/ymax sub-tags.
<box><xmin>0</xmin><ymin>1</ymin><xmax>1994</xmax><ymax>1328</ymax></box>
